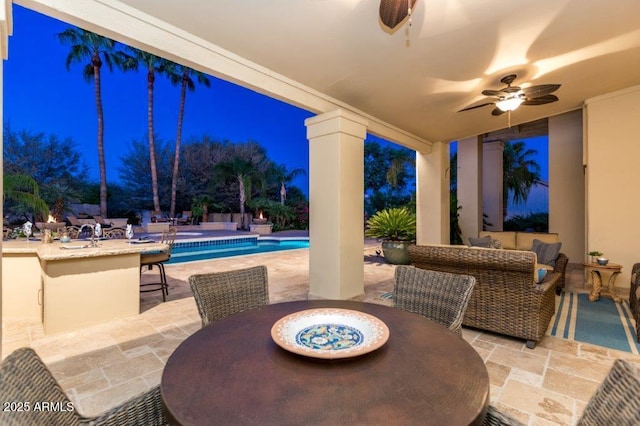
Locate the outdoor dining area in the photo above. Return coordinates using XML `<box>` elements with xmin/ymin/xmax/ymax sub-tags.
<box><xmin>1</xmin><ymin>241</ymin><xmax>640</xmax><ymax>425</ymax></box>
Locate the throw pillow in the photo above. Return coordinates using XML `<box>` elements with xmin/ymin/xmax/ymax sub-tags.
<box><xmin>532</xmin><ymin>239</ymin><xmax>562</xmax><ymax>266</ymax></box>
<box><xmin>469</xmin><ymin>236</ymin><xmax>492</xmax><ymax>248</ymax></box>
<box><xmin>490</xmin><ymin>238</ymin><xmax>502</xmax><ymax>249</ymax></box>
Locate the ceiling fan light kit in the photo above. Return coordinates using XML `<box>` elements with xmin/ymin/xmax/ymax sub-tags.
<box><xmin>496</xmin><ymin>97</ymin><xmax>524</xmax><ymax>112</ymax></box>
<box><xmin>459</xmin><ymin>74</ymin><xmax>561</xmax><ymax>120</ymax></box>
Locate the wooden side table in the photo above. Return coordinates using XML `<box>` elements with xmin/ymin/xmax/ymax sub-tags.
<box><xmin>583</xmin><ymin>262</ymin><xmax>622</xmax><ymax>303</ymax></box>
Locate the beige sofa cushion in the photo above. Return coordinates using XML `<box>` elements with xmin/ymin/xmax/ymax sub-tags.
<box><xmin>516</xmin><ymin>232</ymin><xmax>559</xmax><ymax>251</ymax></box>
<box><xmin>479</xmin><ymin>231</ymin><xmax>516</xmax><ymax>250</ymax></box>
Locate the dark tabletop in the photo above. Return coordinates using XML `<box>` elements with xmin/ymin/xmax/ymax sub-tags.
<box><xmin>161</xmin><ymin>300</ymin><xmax>490</xmax><ymax>425</ymax></box>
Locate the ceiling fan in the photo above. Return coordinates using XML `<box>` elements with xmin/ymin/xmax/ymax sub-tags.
<box><xmin>380</xmin><ymin>0</ymin><xmax>418</xmax><ymax>29</ymax></box>
<box><xmin>458</xmin><ymin>74</ymin><xmax>561</xmax><ymax>116</ymax></box>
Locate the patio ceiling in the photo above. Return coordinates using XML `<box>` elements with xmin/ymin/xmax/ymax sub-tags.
<box><xmin>32</xmin><ymin>0</ymin><xmax>640</xmax><ymax>145</ymax></box>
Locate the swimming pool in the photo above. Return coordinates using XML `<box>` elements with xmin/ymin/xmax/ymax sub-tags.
<box><xmin>167</xmin><ymin>237</ymin><xmax>310</xmax><ymax>264</ymax></box>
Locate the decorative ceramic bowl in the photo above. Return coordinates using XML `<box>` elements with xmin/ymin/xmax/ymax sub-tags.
<box><xmin>60</xmin><ymin>236</ymin><xmax>71</xmax><ymax>243</ymax></box>
<box><xmin>596</xmin><ymin>257</ymin><xmax>609</xmax><ymax>265</ymax></box>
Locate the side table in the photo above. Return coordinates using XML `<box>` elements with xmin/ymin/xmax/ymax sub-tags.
<box><xmin>583</xmin><ymin>262</ymin><xmax>622</xmax><ymax>303</ymax></box>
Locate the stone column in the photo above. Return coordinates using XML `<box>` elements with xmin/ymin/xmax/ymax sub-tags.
<box><xmin>457</xmin><ymin>136</ymin><xmax>483</xmax><ymax>242</ymax></box>
<box><xmin>416</xmin><ymin>141</ymin><xmax>449</xmax><ymax>244</ymax></box>
<box><xmin>305</xmin><ymin>109</ymin><xmax>367</xmax><ymax>299</ymax></box>
<box><xmin>482</xmin><ymin>141</ymin><xmax>504</xmax><ymax>231</ymax></box>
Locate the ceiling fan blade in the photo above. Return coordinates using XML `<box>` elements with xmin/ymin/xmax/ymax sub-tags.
<box><xmin>458</xmin><ymin>102</ymin><xmax>495</xmax><ymax>112</ymax></box>
<box><xmin>522</xmin><ymin>84</ymin><xmax>561</xmax><ymax>97</ymax></box>
<box><xmin>481</xmin><ymin>89</ymin><xmax>502</xmax><ymax>97</ymax></box>
<box><xmin>491</xmin><ymin>108</ymin><xmax>506</xmax><ymax>116</ymax></box>
<box><xmin>522</xmin><ymin>94</ymin><xmax>559</xmax><ymax>106</ymax></box>
<box><xmin>379</xmin><ymin>0</ymin><xmax>418</xmax><ymax>29</ymax></box>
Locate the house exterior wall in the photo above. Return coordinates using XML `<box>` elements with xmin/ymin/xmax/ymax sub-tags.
<box><xmin>585</xmin><ymin>84</ymin><xmax>640</xmax><ymax>289</ymax></box>
<box><xmin>457</xmin><ymin>136</ymin><xmax>483</xmax><ymax>243</ymax></box>
<box><xmin>549</xmin><ymin>110</ymin><xmax>584</xmax><ymax>265</ymax></box>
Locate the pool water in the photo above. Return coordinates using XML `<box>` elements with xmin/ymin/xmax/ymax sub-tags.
<box><xmin>168</xmin><ymin>238</ymin><xmax>309</xmax><ymax>264</ymax></box>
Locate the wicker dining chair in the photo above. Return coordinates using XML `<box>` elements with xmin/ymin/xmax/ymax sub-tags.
<box><xmin>483</xmin><ymin>359</ymin><xmax>640</xmax><ymax>425</ymax></box>
<box><xmin>577</xmin><ymin>359</ymin><xmax>640</xmax><ymax>425</ymax></box>
<box><xmin>188</xmin><ymin>265</ymin><xmax>269</xmax><ymax>327</ymax></box>
<box><xmin>0</xmin><ymin>347</ymin><xmax>166</xmax><ymax>426</ymax></box>
<box><xmin>481</xmin><ymin>405</ymin><xmax>524</xmax><ymax>425</ymax></box>
<box><xmin>140</xmin><ymin>228</ymin><xmax>177</xmax><ymax>302</ymax></box>
<box><xmin>393</xmin><ymin>265</ymin><xmax>475</xmax><ymax>336</ymax></box>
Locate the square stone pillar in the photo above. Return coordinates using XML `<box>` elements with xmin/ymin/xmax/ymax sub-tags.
<box><xmin>457</xmin><ymin>136</ymin><xmax>483</xmax><ymax>242</ymax></box>
<box><xmin>305</xmin><ymin>109</ymin><xmax>367</xmax><ymax>299</ymax></box>
<box><xmin>483</xmin><ymin>141</ymin><xmax>504</xmax><ymax>231</ymax></box>
<box><xmin>416</xmin><ymin>141</ymin><xmax>449</xmax><ymax>244</ymax></box>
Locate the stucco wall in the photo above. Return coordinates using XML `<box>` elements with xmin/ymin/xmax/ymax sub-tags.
<box><xmin>585</xmin><ymin>85</ymin><xmax>640</xmax><ymax>289</ymax></box>
<box><xmin>549</xmin><ymin>110</ymin><xmax>584</xmax><ymax>265</ymax></box>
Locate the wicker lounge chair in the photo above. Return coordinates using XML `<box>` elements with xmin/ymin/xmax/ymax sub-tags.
<box><xmin>393</xmin><ymin>265</ymin><xmax>475</xmax><ymax>336</ymax></box>
<box><xmin>0</xmin><ymin>347</ymin><xmax>166</xmax><ymax>425</ymax></box>
<box><xmin>176</xmin><ymin>211</ymin><xmax>193</xmax><ymax>225</ymax></box>
<box><xmin>484</xmin><ymin>359</ymin><xmax>640</xmax><ymax>425</ymax></box>
<box><xmin>189</xmin><ymin>265</ymin><xmax>269</xmax><ymax>327</ymax></box>
<box><xmin>103</xmin><ymin>227</ymin><xmax>126</xmax><ymax>239</ymax></box>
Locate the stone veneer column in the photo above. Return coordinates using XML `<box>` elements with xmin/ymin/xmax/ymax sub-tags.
<box><xmin>305</xmin><ymin>109</ymin><xmax>367</xmax><ymax>299</ymax></box>
<box><xmin>457</xmin><ymin>136</ymin><xmax>483</xmax><ymax>242</ymax></box>
<box><xmin>482</xmin><ymin>141</ymin><xmax>504</xmax><ymax>231</ymax></box>
<box><xmin>416</xmin><ymin>141</ymin><xmax>449</xmax><ymax>244</ymax></box>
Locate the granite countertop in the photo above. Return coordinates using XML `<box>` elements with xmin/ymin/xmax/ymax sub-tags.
<box><xmin>3</xmin><ymin>239</ymin><xmax>168</xmax><ymax>261</ymax></box>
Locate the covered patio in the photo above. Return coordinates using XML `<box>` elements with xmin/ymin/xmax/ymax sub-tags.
<box><xmin>2</xmin><ymin>1</ymin><xmax>640</xmax><ymax>424</ymax></box>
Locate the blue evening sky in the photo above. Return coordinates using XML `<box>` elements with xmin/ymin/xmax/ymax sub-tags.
<box><xmin>5</xmin><ymin>5</ymin><xmax>547</xmax><ymax>206</ymax></box>
<box><xmin>5</xmin><ymin>5</ymin><xmax>315</xmax><ymax>193</ymax></box>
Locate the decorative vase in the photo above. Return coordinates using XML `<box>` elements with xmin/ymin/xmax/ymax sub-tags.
<box><xmin>381</xmin><ymin>240</ymin><xmax>412</xmax><ymax>265</ymax></box>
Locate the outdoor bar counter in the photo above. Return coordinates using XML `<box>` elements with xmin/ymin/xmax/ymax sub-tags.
<box><xmin>2</xmin><ymin>238</ymin><xmax>167</xmax><ymax>334</ymax></box>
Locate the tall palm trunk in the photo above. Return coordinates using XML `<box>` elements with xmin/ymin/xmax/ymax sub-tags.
<box><xmin>147</xmin><ymin>69</ymin><xmax>161</xmax><ymax>212</ymax></box>
<box><xmin>92</xmin><ymin>52</ymin><xmax>108</xmax><ymax>217</ymax></box>
<box><xmin>170</xmin><ymin>70</ymin><xmax>187</xmax><ymax>218</ymax></box>
<box><xmin>238</xmin><ymin>175</ymin><xmax>246</xmax><ymax>229</ymax></box>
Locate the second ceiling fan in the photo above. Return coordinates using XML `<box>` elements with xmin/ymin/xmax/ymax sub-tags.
<box><xmin>459</xmin><ymin>74</ymin><xmax>561</xmax><ymax>116</ymax></box>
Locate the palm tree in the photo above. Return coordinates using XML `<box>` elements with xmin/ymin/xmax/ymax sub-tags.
<box><xmin>4</xmin><ymin>173</ymin><xmax>50</xmax><ymax>221</ymax></box>
<box><xmin>128</xmin><ymin>48</ymin><xmax>172</xmax><ymax>213</ymax></box>
<box><xmin>269</xmin><ymin>163</ymin><xmax>306</xmax><ymax>205</ymax></box>
<box><xmin>58</xmin><ymin>28</ymin><xmax>135</xmax><ymax>217</ymax></box>
<box><xmin>166</xmin><ymin>64</ymin><xmax>211</xmax><ymax>218</ymax></box>
<box><xmin>213</xmin><ymin>158</ymin><xmax>265</xmax><ymax>229</ymax></box>
<box><xmin>503</xmin><ymin>141</ymin><xmax>541</xmax><ymax>219</ymax></box>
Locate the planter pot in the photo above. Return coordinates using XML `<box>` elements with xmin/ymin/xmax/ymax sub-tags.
<box><xmin>381</xmin><ymin>240</ymin><xmax>413</xmax><ymax>265</ymax></box>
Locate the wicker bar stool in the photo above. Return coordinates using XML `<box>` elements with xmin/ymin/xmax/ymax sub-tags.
<box><xmin>140</xmin><ymin>228</ymin><xmax>177</xmax><ymax>302</ymax></box>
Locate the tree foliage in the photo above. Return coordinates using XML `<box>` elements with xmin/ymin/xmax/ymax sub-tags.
<box><xmin>364</xmin><ymin>140</ymin><xmax>415</xmax><ymax>216</ymax></box>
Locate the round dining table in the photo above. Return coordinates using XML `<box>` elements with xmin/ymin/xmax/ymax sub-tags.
<box><xmin>161</xmin><ymin>300</ymin><xmax>490</xmax><ymax>425</ymax></box>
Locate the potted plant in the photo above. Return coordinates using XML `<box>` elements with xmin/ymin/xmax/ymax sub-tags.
<box><xmin>365</xmin><ymin>207</ymin><xmax>416</xmax><ymax>265</ymax></box>
<box><xmin>588</xmin><ymin>250</ymin><xmax>603</xmax><ymax>264</ymax></box>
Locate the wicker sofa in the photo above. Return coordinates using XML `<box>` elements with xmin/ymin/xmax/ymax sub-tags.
<box><xmin>408</xmin><ymin>244</ymin><xmax>559</xmax><ymax>348</ymax></box>
<box><xmin>478</xmin><ymin>231</ymin><xmax>569</xmax><ymax>295</ymax></box>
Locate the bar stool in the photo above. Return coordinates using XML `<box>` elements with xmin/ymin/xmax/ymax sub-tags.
<box><xmin>140</xmin><ymin>228</ymin><xmax>177</xmax><ymax>301</ymax></box>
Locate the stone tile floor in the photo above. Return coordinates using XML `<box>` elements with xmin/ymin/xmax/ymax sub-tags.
<box><xmin>2</xmin><ymin>245</ymin><xmax>638</xmax><ymax>425</ymax></box>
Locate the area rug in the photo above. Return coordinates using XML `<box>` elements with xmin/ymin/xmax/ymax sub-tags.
<box><xmin>548</xmin><ymin>292</ymin><xmax>640</xmax><ymax>354</ymax></box>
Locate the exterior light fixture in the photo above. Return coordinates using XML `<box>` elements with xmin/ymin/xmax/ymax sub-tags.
<box><xmin>496</xmin><ymin>97</ymin><xmax>524</xmax><ymax>112</ymax></box>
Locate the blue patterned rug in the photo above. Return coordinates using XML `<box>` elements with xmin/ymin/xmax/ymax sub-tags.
<box><xmin>548</xmin><ymin>292</ymin><xmax>640</xmax><ymax>354</ymax></box>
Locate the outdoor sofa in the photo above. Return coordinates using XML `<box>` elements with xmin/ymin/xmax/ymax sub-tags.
<box><xmin>478</xmin><ymin>231</ymin><xmax>569</xmax><ymax>294</ymax></box>
<box><xmin>408</xmin><ymin>244</ymin><xmax>559</xmax><ymax>348</ymax></box>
